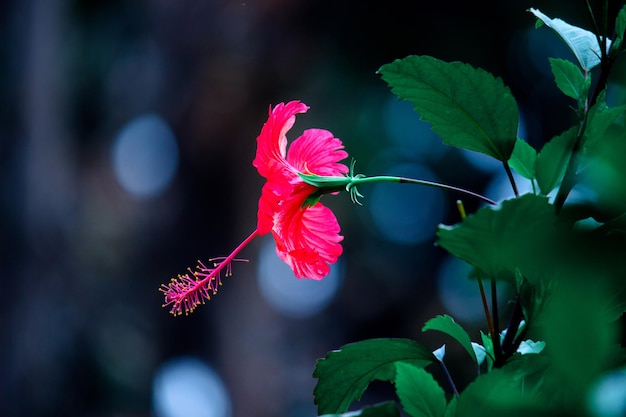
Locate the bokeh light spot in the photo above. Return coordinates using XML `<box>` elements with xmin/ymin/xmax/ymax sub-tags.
<box><xmin>152</xmin><ymin>356</ymin><xmax>231</xmax><ymax>417</ymax></box>
<box><xmin>383</xmin><ymin>97</ymin><xmax>448</xmax><ymax>160</ymax></box>
<box><xmin>257</xmin><ymin>236</ymin><xmax>342</xmax><ymax>318</ymax></box>
<box><xmin>587</xmin><ymin>369</ymin><xmax>626</xmax><ymax>417</ymax></box>
<box><xmin>367</xmin><ymin>163</ymin><xmax>446</xmax><ymax>245</ymax></box>
<box><xmin>112</xmin><ymin>113</ymin><xmax>179</xmax><ymax>198</ymax></box>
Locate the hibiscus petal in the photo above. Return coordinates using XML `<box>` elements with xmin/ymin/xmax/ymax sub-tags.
<box><xmin>272</xmin><ymin>187</ymin><xmax>343</xmax><ymax>279</ymax></box>
<box><xmin>253</xmin><ymin>101</ymin><xmax>309</xmax><ymax>179</ymax></box>
<box><xmin>253</xmin><ymin>101</ymin><xmax>349</xmax><ymax>278</ymax></box>
<box><xmin>286</xmin><ymin>128</ymin><xmax>349</xmax><ymax>177</ymax></box>
<box><xmin>257</xmin><ymin>182</ymin><xmax>281</xmax><ymax>235</ymax></box>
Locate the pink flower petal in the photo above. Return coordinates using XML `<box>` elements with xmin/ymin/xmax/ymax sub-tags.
<box><xmin>272</xmin><ymin>185</ymin><xmax>343</xmax><ymax>279</ymax></box>
<box><xmin>253</xmin><ymin>101</ymin><xmax>309</xmax><ymax>179</ymax></box>
<box><xmin>253</xmin><ymin>100</ymin><xmax>349</xmax><ymax>279</ymax></box>
<box><xmin>287</xmin><ymin>128</ymin><xmax>349</xmax><ymax>177</ymax></box>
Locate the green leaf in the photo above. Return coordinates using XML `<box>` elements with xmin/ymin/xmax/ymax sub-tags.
<box><xmin>395</xmin><ymin>362</ymin><xmax>447</xmax><ymax>417</ymax></box>
<box><xmin>535</xmin><ymin>126</ymin><xmax>577</xmax><ymax>195</ymax></box>
<box><xmin>539</xmin><ymin>281</ymin><xmax>620</xmax><ymax>395</ymax></box>
<box><xmin>320</xmin><ymin>401</ymin><xmax>400</xmax><ymax>417</ymax></box>
<box><xmin>583</xmin><ymin>98</ymin><xmax>626</xmax><ymax>154</ymax></box>
<box><xmin>313</xmin><ymin>338</ymin><xmax>436</xmax><ymax>414</ymax></box>
<box><xmin>594</xmin><ymin>212</ymin><xmax>626</xmax><ymax>236</ymax></box>
<box><xmin>436</xmin><ymin>194</ymin><xmax>556</xmax><ymax>283</ymax></box>
<box><xmin>502</xmin><ymin>352</ymin><xmax>551</xmax><ymax>384</ymax></box>
<box><xmin>529</xmin><ymin>8</ymin><xmax>611</xmax><ymax>70</ymax></box>
<box><xmin>443</xmin><ymin>397</ymin><xmax>457</xmax><ymax>417</ymax></box>
<box><xmin>378</xmin><ymin>55</ymin><xmax>518</xmax><ymax>161</ymax></box>
<box><xmin>548</xmin><ymin>58</ymin><xmax>586</xmax><ymax>100</ymax></box>
<box><xmin>508</xmin><ymin>138</ymin><xmax>537</xmax><ymax>180</ymax></box>
<box><xmin>579</xmin><ymin>110</ymin><xmax>626</xmax><ymax>212</ymax></box>
<box><xmin>610</xmin><ymin>6</ymin><xmax>626</xmax><ymax>54</ymax></box>
<box><xmin>452</xmin><ymin>357</ymin><xmax>551</xmax><ymax>417</ymax></box>
<box><xmin>422</xmin><ymin>315</ymin><xmax>477</xmax><ymax>364</ymax></box>
<box><xmin>480</xmin><ymin>331</ymin><xmax>495</xmax><ymax>370</ymax></box>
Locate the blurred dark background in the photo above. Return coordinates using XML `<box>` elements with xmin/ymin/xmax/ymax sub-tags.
<box><xmin>1</xmin><ymin>1</ymin><xmax>624</xmax><ymax>416</ymax></box>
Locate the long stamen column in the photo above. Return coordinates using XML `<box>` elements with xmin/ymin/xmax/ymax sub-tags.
<box><xmin>160</xmin><ymin>229</ymin><xmax>259</xmax><ymax>315</ymax></box>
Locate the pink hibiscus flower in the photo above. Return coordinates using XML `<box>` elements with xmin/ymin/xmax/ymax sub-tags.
<box><xmin>160</xmin><ymin>101</ymin><xmax>349</xmax><ymax>315</ymax></box>
<box><xmin>253</xmin><ymin>101</ymin><xmax>349</xmax><ymax>278</ymax></box>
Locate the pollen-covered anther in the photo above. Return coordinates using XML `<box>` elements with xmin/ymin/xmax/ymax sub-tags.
<box><xmin>159</xmin><ymin>255</ymin><xmax>253</xmax><ymax>316</ymax></box>
<box><xmin>158</xmin><ymin>230</ymin><xmax>258</xmax><ymax>315</ymax></box>
<box><xmin>209</xmin><ymin>257</ymin><xmax>249</xmax><ymax>277</ymax></box>
<box><xmin>193</xmin><ymin>260</ymin><xmax>221</xmax><ymax>292</ymax></box>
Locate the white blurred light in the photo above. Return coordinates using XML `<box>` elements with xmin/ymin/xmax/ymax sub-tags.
<box><xmin>112</xmin><ymin>113</ymin><xmax>179</xmax><ymax>198</ymax></box>
<box><xmin>588</xmin><ymin>370</ymin><xmax>626</xmax><ymax>417</ymax></box>
<box><xmin>367</xmin><ymin>163</ymin><xmax>446</xmax><ymax>245</ymax></box>
<box><xmin>152</xmin><ymin>356</ymin><xmax>231</xmax><ymax>417</ymax></box>
<box><xmin>257</xmin><ymin>236</ymin><xmax>342</xmax><ymax>318</ymax></box>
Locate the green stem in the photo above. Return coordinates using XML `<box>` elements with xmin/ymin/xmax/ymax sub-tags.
<box><xmin>490</xmin><ymin>279</ymin><xmax>502</xmax><ymax>365</ymax></box>
<box><xmin>553</xmin><ymin>107</ymin><xmax>589</xmax><ymax>211</ymax></box>
<box><xmin>554</xmin><ymin>2</ymin><xmax>615</xmax><ymax>211</ymax></box>
<box><xmin>350</xmin><ymin>176</ymin><xmax>497</xmax><ymax>206</ymax></box>
<box><xmin>456</xmin><ymin>201</ymin><xmax>496</xmax><ymax>361</ymax></box>
<box><xmin>503</xmin><ymin>161</ymin><xmax>519</xmax><ymax>197</ymax></box>
<box><xmin>494</xmin><ymin>294</ymin><xmax>528</xmax><ymax>368</ymax></box>
<box><xmin>437</xmin><ymin>359</ymin><xmax>459</xmax><ymax>397</ymax></box>
<box><xmin>499</xmin><ymin>295</ymin><xmax>524</xmax><ymax>359</ymax></box>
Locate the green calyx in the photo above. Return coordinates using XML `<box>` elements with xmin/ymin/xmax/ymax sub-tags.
<box><xmin>299</xmin><ymin>159</ymin><xmax>366</xmax><ymax>208</ymax></box>
<box><xmin>298</xmin><ymin>172</ymin><xmax>364</xmax><ymax>208</ymax></box>
<box><xmin>298</xmin><ymin>173</ymin><xmax>352</xmax><ymax>191</ymax></box>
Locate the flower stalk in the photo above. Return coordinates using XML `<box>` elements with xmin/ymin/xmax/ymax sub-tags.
<box><xmin>299</xmin><ymin>173</ymin><xmax>497</xmax><ymax>206</ymax></box>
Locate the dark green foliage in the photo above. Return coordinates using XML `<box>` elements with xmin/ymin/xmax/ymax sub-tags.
<box><xmin>313</xmin><ymin>338</ymin><xmax>435</xmax><ymax>414</ymax></box>
<box><xmin>422</xmin><ymin>315</ymin><xmax>477</xmax><ymax>365</ymax></box>
<box><xmin>507</xmin><ymin>138</ymin><xmax>537</xmax><ymax>180</ymax></box>
<box><xmin>313</xmin><ymin>4</ymin><xmax>626</xmax><ymax>417</ymax></box>
<box><xmin>378</xmin><ymin>55</ymin><xmax>518</xmax><ymax>162</ymax></box>
<box><xmin>535</xmin><ymin>126</ymin><xmax>577</xmax><ymax>195</ymax></box>
<box><xmin>395</xmin><ymin>363</ymin><xmax>447</xmax><ymax>417</ymax></box>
